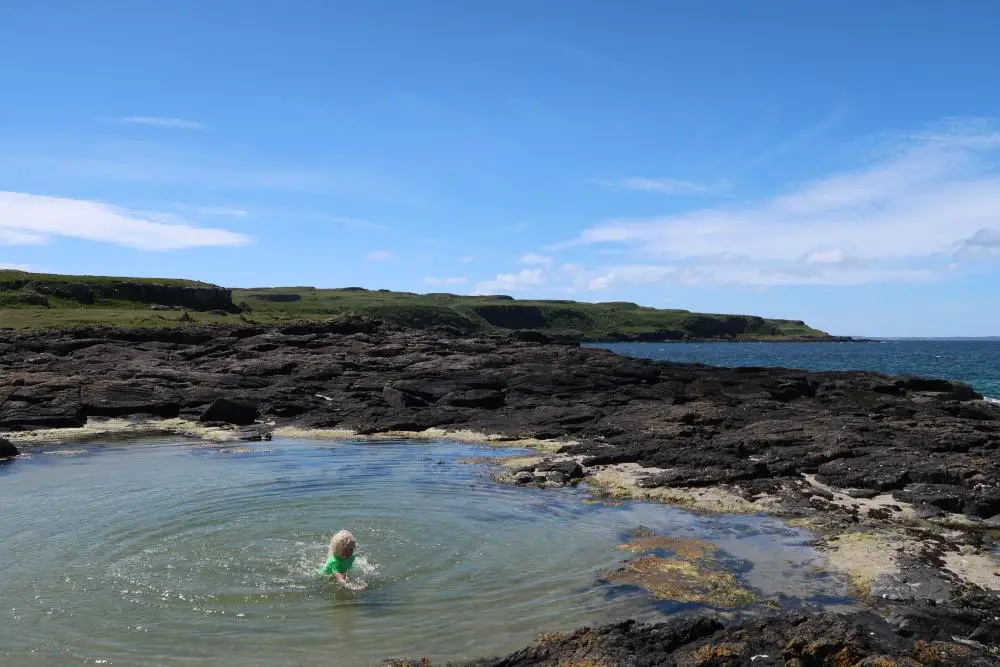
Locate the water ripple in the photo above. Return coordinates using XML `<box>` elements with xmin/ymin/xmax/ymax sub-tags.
<box><xmin>1</xmin><ymin>439</ymin><xmax>847</xmax><ymax>666</ymax></box>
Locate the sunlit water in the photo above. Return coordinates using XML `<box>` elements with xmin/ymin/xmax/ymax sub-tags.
<box><xmin>1</xmin><ymin>439</ymin><xmax>848</xmax><ymax>666</ymax></box>
<box><xmin>589</xmin><ymin>339</ymin><xmax>1000</xmax><ymax>398</ymax></box>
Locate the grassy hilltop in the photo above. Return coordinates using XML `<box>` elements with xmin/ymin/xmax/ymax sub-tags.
<box><xmin>0</xmin><ymin>270</ymin><xmax>833</xmax><ymax>341</ymax></box>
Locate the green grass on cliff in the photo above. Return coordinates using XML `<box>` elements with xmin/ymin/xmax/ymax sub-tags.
<box><xmin>0</xmin><ymin>271</ymin><xmax>831</xmax><ymax>340</ymax></box>
<box><xmin>0</xmin><ymin>270</ymin><xmax>213</xmax><ymax>289</ymax></box>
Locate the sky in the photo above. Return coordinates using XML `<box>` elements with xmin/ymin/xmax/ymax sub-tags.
<box><xmin>2</xmin><ymin>1</ymin><xmax>1000</xmax><ymax>337</ymax></box>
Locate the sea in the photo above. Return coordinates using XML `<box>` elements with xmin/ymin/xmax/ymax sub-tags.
<box><xmin>588</xmin><ymin>339</ymin><xmax>1000</xmax><ymax>400</ymax></box>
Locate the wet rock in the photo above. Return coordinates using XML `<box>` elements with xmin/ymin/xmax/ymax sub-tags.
<box><xmin>199</xmin><ymin>397</ymin><xmax>259</xmax><ymax>426</ymax></box>
<box><xmin>872</xmin><ymin>569</ymin><xmax>953</xmax><ymax>604</ymax></box>
<box><xmin>0</xmin><ymin>437</ymin><xmax>18</xmax><ymax>458</ymax></box>
<box><xmin>513</xmin><ymin>471</ymin><xmax>533</xmax><ymax>484</ymax></box>
<box><xmin>534</xmin><ymin>459</ymin><xmax>584</xmax><ymax>480</ymax></box>
<box><xmin>457</xmin><ymin>612</ymin><xmax>997</xmax><ymax>667</ymax></box>
<box><xmin>543</xmin><ymin>470</ymin><xmax>567</xmax><ymax>486</ymax></box>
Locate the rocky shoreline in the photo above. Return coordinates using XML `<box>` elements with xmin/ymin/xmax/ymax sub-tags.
<box><xmin>2</xmin><ymin>316</ymin><xmax>999</xmax><ymax>666</ymax></box>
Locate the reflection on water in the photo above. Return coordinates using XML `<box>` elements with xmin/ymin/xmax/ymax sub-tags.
<box><xmin>0</xmin><ymin>438</ymin><xmax>850</xmax><ymax>666</ymax></box>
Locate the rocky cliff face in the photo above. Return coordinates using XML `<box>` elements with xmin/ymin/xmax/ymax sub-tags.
<box><xmin>0</xmin><ymin>279</ymin><xmax>237</xmax><ymax>312</ymax></box>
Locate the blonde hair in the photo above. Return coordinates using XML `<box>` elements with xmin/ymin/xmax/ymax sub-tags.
<box><xmin>329</xmin><ymin>530</ymin><xmax>356</xmax><ymax>557</ymax></box>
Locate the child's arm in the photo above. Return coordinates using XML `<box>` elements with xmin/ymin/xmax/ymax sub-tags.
<box><xmin>333</xmin><ymin>572</ymin><xmax>367</xmax><ymax>591</ymax></box>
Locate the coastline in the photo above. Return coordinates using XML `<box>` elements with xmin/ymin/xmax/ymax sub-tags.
<box><xmin>3</xmin><ymin>319</ymin><xmax>999</xmax><ymax>665</ymax></box>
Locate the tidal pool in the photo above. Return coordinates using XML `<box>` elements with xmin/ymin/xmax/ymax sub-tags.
<box><xmin>0</xmin><ymin>438</ymin><xmax>850</xmax><ymax>666</ymax></box>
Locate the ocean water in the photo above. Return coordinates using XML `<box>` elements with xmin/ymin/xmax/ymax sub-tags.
<box><xmin>0</xmin><ymin>438</ymin><xmax>847</xmax><ymax>667</ymax></box>
<box><xmin>589</xmin><ymin>339</ymin><xmax>1000</xmax><ymax>399</ymax></box>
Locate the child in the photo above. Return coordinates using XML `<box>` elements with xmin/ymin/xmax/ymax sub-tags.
<box><xmin>321</xmin><ymin>529</ymin><xmax>366</xmax><ymax>592</ymax></box>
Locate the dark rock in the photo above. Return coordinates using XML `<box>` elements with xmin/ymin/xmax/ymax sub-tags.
<box><xmin>437</xmin><ymin>389</ymin><xmax>505</xmax><ymax>409</ymax></box>
<box><xmin>82</xmin><ymin>385</ymin><xmax>180</xmax><ymax>419</ymax></box>
<box><xmin>894</xmin><ymin>483</ymin><xmax>966</xmax><ymax>513</ymax></box>
<box><xmin>4</xmin><ymin>321</ymin><xmax>1000</xmax><ymax>522</ymax></box>
<box><xmin>964</xmin><ymin>493</ymin><xmax>1000</xmax><ymax>518</ymax></box>
<box><xmin>382</xmin><ymin>386</ymin><xmax>430</xmax><ymax>409</ymax></box>
<box><xmin>509</xmin><ymin>330</ymin><xmax>551</xmax><ymax>344</ymax></box>
<box><xmin>904</xmin><ymin>377</ymin><xmax>980</xmax><ymax>401</ymax></box>
<box><xmin>0</xmin><ymin>398</ymin><xmax>85</xmax><ymax>430</ymax></box>
<box><xmin>543</xmin><ymin>470</ymin><xmax>567</xmax><ymax>485</ymax></box>
<box><xmin>199</xmin><ymin>397</ymin><xmax>259</xmax><ymax>426</ymax></box>
<box><xmin>0</xmin><ymin>437</ymin><xmax>18</xmax><ymax>458</ymax></box>
<box><xmin>535</xmin><ymin>459</ymin><xmax>584</xmax><ymax>480</ymax></box>
<box><xmin>513</xmin><ymin>471</ymin><xmax>533</xmax><ymax>484</ymax></box>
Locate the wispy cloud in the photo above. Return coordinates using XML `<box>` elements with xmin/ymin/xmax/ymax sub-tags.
<box><xmin>365</xmin><ymin>250</ymin><xmax>395</xmax><ymax>261</ymax></box>
<box><xmin>320</xmin><ymin>215</ymin><xmax>387</xmax><ymax>230</ymax></box>
<box><xmin>957</xmin><ymin>228</ymin><xmax>1000</xmax><ymax>259</ymax></box>
<box><xmin>474</xmin><ymin>268</ymin><xmax>544</xmax><ymax>294</ymax></box>
<box><xmin>520</xmin><ymin>253</ymin><xmax>554</xmax><ymax>266</ymax></box>
<box><xmin>423</xmin><ymin>276</ymin><xmax>469</xmax><ymax>287</ymax></box>
<box><xmin>0</xmin><ymin>139</ymin><xmax>401</xmax><ymax>200</ymax></box>
<box><xmin>458</xmin><ymin>255</ymin><xmax>475</xmax><ymax>263</ymax></box>
<box><xmin>554</xmin><ymin>120</ymin><xmax>1000</xmax><ymax>286</ymax></box>
<box><xmin>0</xmin><ymin>191</ymin><xmax>251</xmax><ymax>250</ymax></box>
<box><xmin>176</xmin><ymin>205</ymin><xmax>250</xmax><ymax>218</ymax></box>
<box><xmin>109</xmin><ymin>116</ymin><xmax>204</xmax><ymax>130</ymax></box>
<box><xmin>595</xmin><ymin>177</ymin><xmax>712</xmax><ymax>195</ymax></box>
<box><xmin>0</xmin><ymin>262</ymin><xmax>32</xmax><ymax>271</ymax></box>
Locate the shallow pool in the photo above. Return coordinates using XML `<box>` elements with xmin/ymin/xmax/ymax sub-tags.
<box><xmin>0</xmin><ymin>438</ymin><xmax>848</xmax><ymax>666</ymax></box>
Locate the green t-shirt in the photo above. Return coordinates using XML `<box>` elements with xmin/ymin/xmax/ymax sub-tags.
<box><xmin>321</xmin><ymin>554</ymin><xmax>355</xmax><ymax>576</ymax></box>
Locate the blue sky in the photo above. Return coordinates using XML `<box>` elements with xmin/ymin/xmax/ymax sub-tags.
<box><xmin>2</xmin><ymin>1</ymin><xmax>999</xmax><ymax>337</ymax></box>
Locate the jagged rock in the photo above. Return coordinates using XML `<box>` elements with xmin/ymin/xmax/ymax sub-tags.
<box><xmin>199</xmin><ymin>397</ymin><xmax>259</xmax><ymax>426</ymax></box>
<box><xmin>0</xmin><ymin>437</ymin><xmax>18</xmax><ymax>458</ymax></box>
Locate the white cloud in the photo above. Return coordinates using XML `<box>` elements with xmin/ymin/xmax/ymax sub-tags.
<box><xmin>0</xmin><ymin>262</ymin><xmax>31</xmax><ymax>270</ymax></box>
<box><xmin>110</xmin><ymin>116</ymin><xmax>204</xmax><ymax>130</ymax></box>
<box><xmin>423</xmin><ymin>276</ymin><xmax>469</xmax><ymax>286</ymax></box>
<box><xmin>474</xmin><ymin>269</ymin><xmax>544</xmax><ymax>293</ymax></box>
<box><xmin>459</xmin><ymin>255</ymin><xmax>475</xmax><ymax>263</ymax></box>
<box><xmin>957</xmin><ymin>228</ymin><xmax>1000</xmax><ymax>258</ymax></box>
<box><xmin>0</xmin><ymin>191</ymin><xmax>251</xmax><ymax>250</ymax></box>
<box><xmin>366</xmin><ymin>250</ymin><xmax>394</xmax><ymax>261</ymax></box>
<box><xmin>0</xmin><ymin>228</ymin><xmax>50</xmax><ymax>245</ymax></box>
<box><xmin>184</xmin><ymin>206</ymin><xmax>250</xmax><ymax>218</ymax></box>
<box><xmin>583</xmin><ymin>265</ymin><xmax>676</xmax><ymax>291</ymax></box>
<box><xmin>1</xmin><ymin>140</ymin><xmax>397</xmax><ymax>198</ymax></box>
<box><xmin>520</xmin><ymin>253</ymin><xmax>554</xmax><ymax>266</ymax></box>
<box><xmin>561</xmin><ymin>121</ymin><xmax>1000</xmax><ymax>285</ymax></box>
<box><xmin>596</xmin><ymin>177</ymin><xmax>711</xmax><ymax>195</ymax></box>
